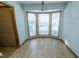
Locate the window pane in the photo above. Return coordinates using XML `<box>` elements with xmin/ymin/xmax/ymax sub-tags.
<box><xmin>28</xmin><ymin>13</ymin><xmax>36</xmax><ymax>36</ymax></box>
<box><xmin>38</xmin><ymin>14</ymin><xmax>49</xmax><ymax>35</ymax></box>
<box><xmin>51</xmin><ymin>12</ymin><xmax>60</xmax><ymax>36</ymax></box>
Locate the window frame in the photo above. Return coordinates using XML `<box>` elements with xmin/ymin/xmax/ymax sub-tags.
<box><xmin>26</xmin><ymin>11</ymin><xmax>61</xmax><ymax>39</ymax></box>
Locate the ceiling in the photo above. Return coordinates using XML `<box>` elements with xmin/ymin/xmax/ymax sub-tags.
<box><xmin>18</xmin><ymin>1</ymin><xmax>68</xmax><ymax>5</ymax></box>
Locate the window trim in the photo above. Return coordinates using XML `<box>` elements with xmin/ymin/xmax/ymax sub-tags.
<box><xmin>26</xmin><ymin>11</ymin><xmax>61</xmax><ymax>39</ymax></box>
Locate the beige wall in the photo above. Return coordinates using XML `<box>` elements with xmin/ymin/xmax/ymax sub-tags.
<box><xmin>0</xmin><ymin>7</ymin><xmax>16</xmax><ymax>46</ymax></box>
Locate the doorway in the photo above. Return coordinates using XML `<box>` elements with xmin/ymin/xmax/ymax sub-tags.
<box><xmin>27</xmin><ymin>11</ymin><xmax>61</xmax><ymax>38</ymax></box>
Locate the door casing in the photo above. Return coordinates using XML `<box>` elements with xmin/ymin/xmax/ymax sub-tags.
<box><xmin>0</xmin><ymin>2</ymin><xmax>20</xmax><ymax>46</ymax></box>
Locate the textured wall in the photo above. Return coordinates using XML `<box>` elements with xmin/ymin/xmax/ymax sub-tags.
<box><xmin>61</xmin><ymin>2</ymin><xmax>79</xmax><ymax>57</ymax></box>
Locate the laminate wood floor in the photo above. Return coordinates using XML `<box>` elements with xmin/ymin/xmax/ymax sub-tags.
<box><xmin>0</xmin><ymin>38</ymin><xmax>76</xmax><ymax>58</ymax></box>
